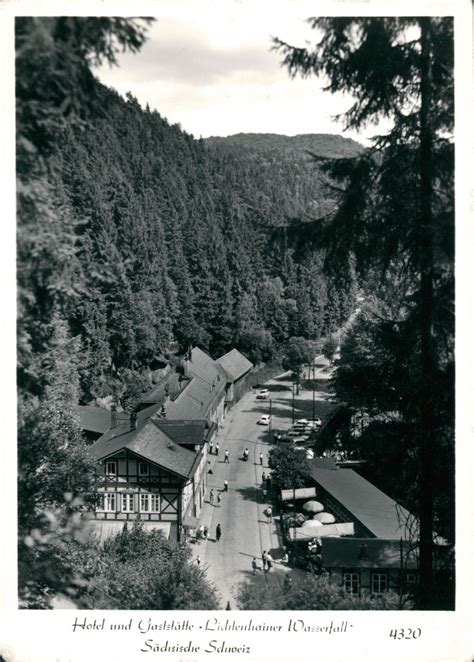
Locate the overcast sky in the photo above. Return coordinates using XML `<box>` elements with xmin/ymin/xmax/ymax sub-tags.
<box><xmin>95</xmin><ymin>0</ymin><xmax>381</xmax><ymax>144</ymax></box>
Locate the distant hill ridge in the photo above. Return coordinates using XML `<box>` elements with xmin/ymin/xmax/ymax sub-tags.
<box><xmin>204</xmin><ymin>132</ymin><xmax>364</xmax><ymax>159</ymax></box>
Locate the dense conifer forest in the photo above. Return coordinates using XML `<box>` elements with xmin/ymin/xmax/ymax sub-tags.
<box><xmin>19</xmin><ymin>79</ymin><xmax>361</xmax><ymax>406</ymax></box>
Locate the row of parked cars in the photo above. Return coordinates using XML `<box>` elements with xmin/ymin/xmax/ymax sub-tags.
<box><xmin>274</xmin><ymin>418</ymin><xmax>322</xmax><ymax>444</ymax></box>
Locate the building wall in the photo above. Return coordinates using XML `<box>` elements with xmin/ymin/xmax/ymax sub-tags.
<box><xmin>329</xmin><ymin>567</ymin><xmax>418</xmax><ymax>596</ymax></box>
<box><xmin>95</xmin><ymin>451</ymin><xmax>183</xmax><ymax>527</ymax></box>
<box><xmin>208</xmin><ymin>393</ymin><xmax>226</xmax><ymax>427</ymax></box>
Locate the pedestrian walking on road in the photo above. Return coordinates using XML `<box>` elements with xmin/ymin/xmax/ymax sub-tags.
<box><xmin>262</xmin><ymin>471</ymin><xmax>266</xmax><ymax>483</ymax></box>
<box><xmin>216</xmin><ymin>523</ymin><xmax>222</xmax><ymax>542</ymax></box>
<box><xmin>217</xmin><ymin>492</ymin><xmax>222</xmax><ymax>506</ymax></box>
<box><xmin>252</xmin><ymin>557</ymin><xmax>258</xmax><ymax>574</ymax></box>
<box><xmin>209</xmin><ymin>489</ymin><xmax>215</xmax><ymax>505</ymax></box>
<box><xmin>224</xmin><ymin>450</ymin><xmax>230</xmax><ymax>463</ymax></box>
<box><xmin>215</xmin><ymin>442</ymin><xmax>220</xmax><ymax>456</ymax></box>
<box><xmin>196</xmin><ymin>555</ymin><xmax>201</xmax><ymax>567</ymax></box>
<box><xmin>259</xmin><ymin>452</ymin><xmax>263</xmax><ymax>465</ymax></box>
<box><xmin>266</xmin><ymin>505</ymin><xmax>273</xmax><ymax>524</ymax></box>
<box><xmin>203</xmin><ymin>526</ymin><xmax>209</xmax><ymax>539</ymax></box>
<box><xmin>266</xmin><ymin>553</ymin><xmax>273</xmax><ymax>571</ymax></box>
<box><xmin>262</xmin><ymin>551</ymin><xmax>267</xmax><ymax>572</ymax></box>
<box><xmin>224</xmin><ymin>479</ymin><xmax>228</xmax><ymax>492</ymax></box>
<box><xmin>209</xmin><ymin>441</ymin><xmax>214</xmax><ymax>455</ymax></box>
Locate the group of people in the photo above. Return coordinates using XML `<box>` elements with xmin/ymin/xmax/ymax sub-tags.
<box><xmin>251</xmin><ymin>550</ymin><xmax>274</xmax><ymax>573</ymax></box>
<box><xmin>209</xmin><ymin>484</ymin><xmax>228</xmax><ymax>505</ymax></box>
<box><xmin>196</xmin><ymin>523</ymin><xmax>222</xmax><ymax>542</ymax></box>
<box><xmin>209</xmin><ymin>441</ymin><xmax>220</xmax><ymax>456</ymax></box>
<box><xmin>242</xmin><ymin>449</ymin><xmax>265</xmax><ymax>464</ymax></box>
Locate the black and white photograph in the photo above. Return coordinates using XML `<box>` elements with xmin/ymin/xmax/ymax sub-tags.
<box><xmin>1</xmin><ymin>0</ymin><xmax>472</xmax><ymax>660</ymax></box>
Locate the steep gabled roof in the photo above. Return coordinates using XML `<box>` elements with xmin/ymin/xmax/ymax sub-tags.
<box><xmin>153</xmin><ymin>419</ymin><xmax>208</xmax><ymax>446</ymax></box>
<box><xmin>216</xmin><ymin>348</ymin><xmax>253</xmax><ymax>382</ymax></box>
<box><xmin>162</xmin><ymin>347</ymin><xmax>226</xmax><ymax>421</ymax></box>
<box><xmin>88</xmin><ymin>419</ymin><xmax>200</xmax><ymax>479</ymax></box>
<box><xmin>309</xmin><ymin>463</ymin><xmax>413</xmax><ymax>540</ymax></box>
<box><xmin>140</xmin><ymin>371</ymin><xmax>188</xmax><ymax>405</ymax></box>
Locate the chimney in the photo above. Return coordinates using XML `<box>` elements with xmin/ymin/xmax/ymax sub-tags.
<box><xmin>182</xmin><ymin>345</ymin><xmax>193</xmax><ymax>378</ymax></box>
<box><xmin>111</xmin><ymin>403</ymin><xmax>118</xmax><ymax>428</ymax></box>
<box><xmin>130</xmin><ymin>412</ymin><xmax>137</xmax><ymax>430</ymax></box>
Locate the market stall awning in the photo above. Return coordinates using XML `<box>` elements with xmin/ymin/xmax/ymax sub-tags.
<box><xmin>289</xmin><ymin>522</ymin><xmax>354</xmax><ymax>540</ymax></box>
<box><xmin>182</xmin><ymin>515</ymin><xmax>199</xmax><ymax>529</ymax></box>
<box><xmin>281</xmin><ymin>487</ymin><xmax>316</xmax><ymax>501</ymax></box>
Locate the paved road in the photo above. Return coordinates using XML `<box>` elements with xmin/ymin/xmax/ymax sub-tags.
<box><xmin>192</xmin><ymin>362</ymin><xmax>337</xmax><ymax>608</ymax></box>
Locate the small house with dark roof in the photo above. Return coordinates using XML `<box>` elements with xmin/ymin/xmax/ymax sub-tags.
<box><xmin>137</xmin><ymin>371</ymin><xmax>188</xmax><ymax>412</ymax></box>
<box><xmin>88</xmin><ymin>411</ymin><xmax>209</xmax><ymax>542</ymax></box>
<box><xmin>74</xmin><ymin>405</ymin><xmax>126</xmax><ymax>443</ymax></box>
<box><xmin>321</xmin><ymin>537</ymin><xmax>419</xmax><ymax>596</ymax></box>
<box><xmin>216</xmin><ymin>348</ymin><xmax>253</xmax><ymax>408</ymax></box>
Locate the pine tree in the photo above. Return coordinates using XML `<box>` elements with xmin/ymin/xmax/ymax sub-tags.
<box><xmin>274</xmin><ymin>17</ymin><xmax>454</xmax><ymax>607</ymax></box>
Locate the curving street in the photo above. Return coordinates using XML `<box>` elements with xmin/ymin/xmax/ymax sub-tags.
<box><xmin>192</xmin><ymin>358</ymin><xmax>336</xmax><ymax>608</ymax></box>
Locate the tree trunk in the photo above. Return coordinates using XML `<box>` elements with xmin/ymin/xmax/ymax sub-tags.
<box><xmin>418</xmin><ymin>17</ymin><xmax>435</xmax><ymax>609</ymax></box>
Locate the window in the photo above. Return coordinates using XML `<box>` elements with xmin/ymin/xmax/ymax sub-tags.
<box><xmin>371</xmin><ymin>572</ymin><xmax>388</xmax><ymax>594</ymax></box>
<box><xmin>405</xmin><ymin>573</ymin><xmax>418</xmax><ymax>590</ymax></box>
<box><xmin>99</xmin><ymin>493</ymin><xmax>117</xmax><ymax>512</ymax></box>
<box><xmin>343</xmin><ymin>572</ymin><xmax>360</xmax><ymax>594</ymax></box>
<box><xmin>122</xmin><ymin>494</ymin><xmax>135</xmax><ymax>513</ymax></box>
<box><xmin>140</xmin><ymin>493</ymin><xmax>160</xmax><ymax>513</ymax></box>
<box><xmin>106</xmin><ymin>461</ymin><xmax>117</xmax><ymax>476</ymax></box>
<box><xmin>138</xmin><ymin>462</ymin><xmax>149</xmax><ymax>476</ymax></box>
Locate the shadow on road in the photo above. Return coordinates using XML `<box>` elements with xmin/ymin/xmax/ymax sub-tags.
<box><xmin>234</xmin><ymin>486</ymin><xmax>262</xmax><ymax>503</ymax></box>
<box><xmin>272</xmin><ymin>373</ymin><xmax>292</xmax><ymax>382</ymax></box>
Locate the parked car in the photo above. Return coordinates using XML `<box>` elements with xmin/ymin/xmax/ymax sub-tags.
<box><xmin>286</xmin><ymin>430</ymin><xmax>305</xmax><ymax>438</ymax></box>
<box><xmin>256</xmin><ymin>389</ymin><xmax>270</xmax><ymax>399</ymax></box>
<box><xmin>289</xmin><ymin>435</ymin><xmax>307</xmax><ymax>444</ymax></box>
<box><xmin>291</xmin><ymin>427</ymin><xmax>311</xmax><ymax>437</ymax></box>
<box><xmin>258</xmin><ymin>414</ymin><xmax>271</xmax><ymax>425</ymax></box>
<box><xmin>296</xmin><ymin>418</ymin><xmax>322</xmax><ymax>427</ymax></box>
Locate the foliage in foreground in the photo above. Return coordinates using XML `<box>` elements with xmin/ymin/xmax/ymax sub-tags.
<box><xmin>268</xmin><ymin>445</ymin><xmax>312</xmax><ymax>492</ymax></box>
<box><xmin>21</xmin><ymin>522</ymin><xmax>219</xmax><ymax>610</ymax></box>
<box><xmin>237</xmin><ymin>572</ymin><xmax>412</xmax><ymax>610</ymax></box>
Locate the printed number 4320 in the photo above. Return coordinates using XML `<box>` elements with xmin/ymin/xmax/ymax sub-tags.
<box><xmin>389</xmin><ymin>628</ymin><xmax>421</xmax><ymax>640</ymax></box>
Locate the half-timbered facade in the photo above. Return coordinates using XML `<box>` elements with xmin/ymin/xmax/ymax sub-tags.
<box><xmin>89</xmin><ymin>415</ymin><xmax>209</xmax><ymax>542</ymax></box>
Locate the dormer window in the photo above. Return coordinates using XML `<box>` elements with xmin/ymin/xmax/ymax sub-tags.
<box><xmin>106</xmin><ymin>460</ymin><xmax>117</xmax><ymax>476</ymax></box>
<box><xmin>139</xmin><ymin>462</ymin><xmax>149</xmax><ymax>476</ymax></box>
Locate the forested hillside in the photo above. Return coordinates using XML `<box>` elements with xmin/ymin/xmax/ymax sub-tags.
<box><xmin>19</xmin><ymin>81</ymin><xmax>360</xmax><ymax>407</ymax></box>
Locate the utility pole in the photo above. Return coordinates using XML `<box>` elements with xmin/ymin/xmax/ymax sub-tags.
<box><xmin>269</xmin><ymin>399</ymin><xmax>272</xmax><ymax>436</ymax></box>
<box><xmin>418</xmin><ymin>17</ymin><xmax>435</xmax><ymax>609</ymax></box>
<box><xmin>292</xmin><ymin>383</ymin><xmax>295</xmax><ymax>423</ymax></box>
<box><xmin>312</xmin><ymin>385</ymin><xmax>315</xmax><ymax>423</ymax></box>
